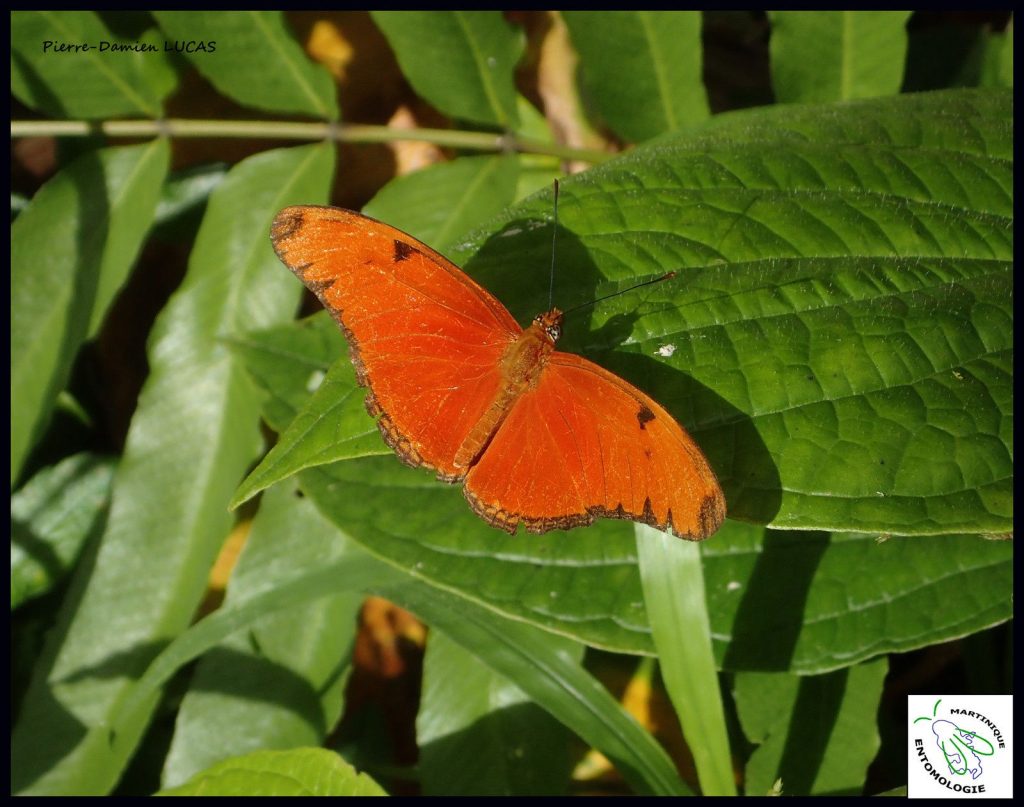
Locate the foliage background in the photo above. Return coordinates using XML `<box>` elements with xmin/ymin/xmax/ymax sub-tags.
<box><xmin>10</xmin><ymin>10</ymin><xmax>1013</xmax><ymax>797</ymax></box>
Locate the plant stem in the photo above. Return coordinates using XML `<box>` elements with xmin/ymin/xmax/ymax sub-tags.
<box><xmin>10</xmin><ymin>119</ymin><xmax>612</xmax><ymax>163</ymax></box>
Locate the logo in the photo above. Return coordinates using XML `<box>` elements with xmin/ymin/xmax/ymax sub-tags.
<box><xmin>908</xmin><ymin>695</ymin><xmax>1012</xmax><ymax>798</ymax></box>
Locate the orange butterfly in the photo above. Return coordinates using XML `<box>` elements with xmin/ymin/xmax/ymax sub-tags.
<box><xmin>272</xmin><ymin>206</ymin><xmax>725</xmax><ymax>538</ymax></box>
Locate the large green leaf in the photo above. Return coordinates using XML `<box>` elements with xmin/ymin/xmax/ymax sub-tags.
<box><xmin>371</xmin><ymin>11</ymin><xmax>522</xmax><ymax>128</ymax></box>
<box><xmin>452</xmin><ymin>88</ymin><xmax>1012</xmax><ymax>535</ymax></box>
<box><xmin>768</xmin><ymin>11</ymin><xmax>913</xmax><ymax>102</ymax></box>
<box><xmin>161</xmin><ymin>481</ymin><xmax>363</xmax><ymax>789</ymax></box>
<box><xmin>703</xmin><ymin>527</ymin><xmax>1011</xmax><ymax>673</ymax></box>
<box><xmin>10</xmin><ymin>143</ymin><xmax>335</xmax><ymax>796</ymax></box>
<box><xmin>226</xmin><ymin>313</ymin><xmax>367</xmax><ymax>512</ymax></box>
<box><xmin>159</xmin><ymin>748</ymin><xmax>387</xmax><ymax>796</ymax></box>
<box><xmin>152</xmin><ymin>11</ymin><xmax>339</xmax><ymax>119</ymax></box>
<box><xmin>292</xmin><ymin>460</ymin><xmax>1011</xmax><ymax>671</ymax></box>
<box><xmin>563</xmin><ymin>11</ymin><xmax>708</xmax><ymax>141</ymax></box>
<box><xmin>11</xmin><ymin>11</ymin><xmax>171</xmax><ymax>118</ymax></box>
<box><xmin>11</xmin><ymin>139</ymin><xmax>170</xmax><ymax>485</ymax></box>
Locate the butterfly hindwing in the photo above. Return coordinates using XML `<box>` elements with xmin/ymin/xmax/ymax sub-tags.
<box><xmin>464</xmin><ymin>352</ymin><xmax>726</xmax><ymax>537</ymax></box>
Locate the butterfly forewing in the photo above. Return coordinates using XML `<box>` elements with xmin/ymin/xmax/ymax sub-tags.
<box><xmin>272</xmin><ymin>206</ymin><xmax>521</xmax><ymax>480</ymax></box>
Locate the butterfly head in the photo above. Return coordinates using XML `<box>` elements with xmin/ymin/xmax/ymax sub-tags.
<box><xmin>534</xmin><ymin>309</ymin><xmax>564</xmax><ymax>344</ymax></box>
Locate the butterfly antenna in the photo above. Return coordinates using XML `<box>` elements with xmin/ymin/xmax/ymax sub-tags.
<box><xmin>548</xmin><ymin>179</ymin><xmax>560</xmax><ymax>310</ymax></box>
<box><xmin>562</xmin><ymin>271</ymin><xmax>677</xmax><ymax>318</ymax></box>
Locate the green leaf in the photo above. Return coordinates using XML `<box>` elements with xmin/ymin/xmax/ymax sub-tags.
<box><xmin>111</xmin><ymin>554</ymin><xmax>399</xmax><ymax>756</ymax></box>
<box><xmin>636</xmin><ymin>526</ymin><xmax>735</xmax><ymax>795</ymax></box>
<box><xmin>418</xmin><ymin>630</ymin><xmax>575</xmax><ymax>795</ymax></box>
<box><xmin>378</xmin><ymin>578</ymin><xmax>690</xmax><ymax>796</ymax></box>
<box><xmin>158</xmin><ymin>747</ymin><xmax>386</xmax><ymax>796</ymax></box>
<box><xmin>161</xmin><ymin>481</ymin><xmax>363</xmax><ymax>788</ymax></box>
<box><xmin>152</xmin><ymin>11</ymin><xmax>339</xmax><ymax>119</ymax></box>
<box><xmin>563</xmin><ymin>11</ymin><xmax>709</xmax><ymax>142</ymax></box>
<box><xmin>11</xmin><ymin>11</ymin><xmax>170</xmax><ymax>118</ymax></box>
<box><xmin>11</xmin><ymin>139</ymin><xmax>170</xmax><ymax>485</ymax></box>
<box><xmin>363</xmin><ymin>154</ymin><xmax>521</xmax><ymax>253</ymax></box>
<box><xmin>454</xmin><ymin>89</ymin><xmax>1012</xmax><ymax>535</ymax></box>
<box><xmin>734</xmin><ymin>658</ymin><xmax>888</xmax><ymax>795</ymax></box>
<box><xmin>299</xmin><ymin>462</ymin><xmax>1013</xmax><ymax>672</ymax></box>
<box><xmin>133</xmin><ymin>27</ymin><xmax>180</xmax><ymax>101</ymax></box>
<box><xmin>10</xmin><ymin>142</ymin><xmax>335</xmax><ymax>796</ymax></box>
<box><xmin>231</xmin><ymin>356</ymin><xmax>382</xmax><ymax>509</ymax></box>
<box><xmin>242</xmin><ymin>384</ymin><xmax>1011</xmax><ymax>675</ymax></box>
<box><xmin>707</xmin><ymin>528</ymin><xmax>1013</xmax><ymax>674</ymax></box>
<box><xmin>291</xmin><ymin>457</ymin><xmax>657</xmax><ymax>655</ymax></box>
<box><xmin>54</xmin><ymin>390</ymin><xmax>93</xmax><ymax>427</ymax></box>
<box><xmin>11</xmin><ymin>453</ymin><xmax>116</xmax><ymax>609</ymax></box>
<box><xmin>153</xmin><ymin>162</ymin><xmax>229</xmax><ymax>228</ymax></box>
<box><xmin>768</xmin><ymin>11</ymin><xmax>913</xmax><ymax>102</ymax></box>
<box><xmin>226</xmin><ymin>313</ymin><xmax>348</xmax><ymax>433</ymax></box>
<box><xmin>371</xmin><ymin>11</ymin><xmax>522</xmax><ymax>128</ymax></box>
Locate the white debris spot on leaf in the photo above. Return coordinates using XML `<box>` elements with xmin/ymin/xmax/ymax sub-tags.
<box><xmin>656</xmin><ymin>343</ymin><xmax>676</xmax><ymax>358</ymax></box>
<box><xmin>306</xmin><ymin>369</ymin><xmax>326</xmax><ymax>393</ymax></box>
<box><xmin>726</xmin><ymin>581</ymin><xmax>742</xmax><ymax>592</ymax></box>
